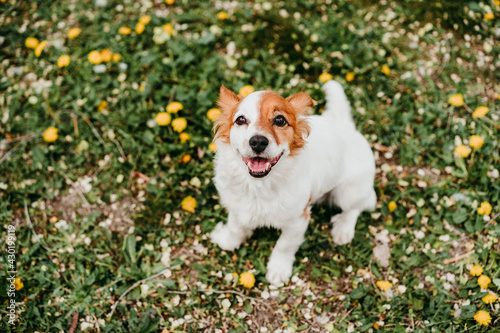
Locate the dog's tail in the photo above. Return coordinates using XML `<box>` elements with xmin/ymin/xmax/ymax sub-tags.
<box><xmin>321</xmin><ymin>80</ymin><xmax>354</xmax><ymax>128</ymax></box>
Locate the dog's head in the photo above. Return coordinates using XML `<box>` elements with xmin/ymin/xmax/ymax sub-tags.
<box><xmin>214</xmin><ymin>86</ymin><xmax>312</xmax><ymax>178</ymax></box>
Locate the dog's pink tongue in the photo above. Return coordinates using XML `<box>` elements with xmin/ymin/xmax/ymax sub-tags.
<box><xmin>248</xmin><ymin>159</ymin><xmax>270</xmax><ymax>172</ymax></box>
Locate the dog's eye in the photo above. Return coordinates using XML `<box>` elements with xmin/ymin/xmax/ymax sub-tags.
<box><xmin>235</xmin><ymin>116</ymin><xmax>247</xmax><ymax>125</ymax></box>
<box><xmin>273</xmin><ymin>115</ymin><xmax>288</xmax><ymax>127</ymax></box>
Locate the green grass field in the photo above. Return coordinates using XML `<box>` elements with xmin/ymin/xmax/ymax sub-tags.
<box><xmin>1</xmin><ymin>0</ymin><xmax>499</xmax><ymax>331</ymax></box>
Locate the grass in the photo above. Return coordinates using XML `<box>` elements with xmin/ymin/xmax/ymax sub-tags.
<box><xmin>1</xmin><ymin>0</ymin><xmax>499</xmax><ymax>332</ymax></box>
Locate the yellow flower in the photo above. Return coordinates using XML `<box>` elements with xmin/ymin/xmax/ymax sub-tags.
<box><xmin>14</xmin><ymin>278</ymin><xmax>23</xmax><ymax>290</ymax></box>
<box><xmin>155</xmin><ymin>112</ymin><xmax>171</xmax><ymax>126</ymax></box>
<box><xmin>25</xmin><ymin>37</ymin><xmax>39</xmax><ymax>49</ymax></box>
<box><xmin>388</xmin><ymin>201</ymin><xmax>397</xmax><ymax>213</ymax></box>
<box><xmin>57</xmin><ymin>55</ymin><xmax>70</xmax><ymax>68</ymax></box>
<box><xmin>166</xmin><ymin>101</ymin><xmax>183</xmax><ymax>113</ymax></box>
<box><xmin>112</xmin><ymin>53</ymin><xmax>121</xmax><ymax>62</ymax></box>
<box><xmin>478</xmin><ymin>275</ymin><xmax>491</xmax><ymax>289</ymax></box>
<box><xmin>88</xmin><ymin>50</ymin><xmax>103</xmax><ymax>64</ymax></box>
<box><xmin>484</xmin><ymin>13</ymin><xmax>494</xmax><ymax>20</ymax></box>
<box><xmin>448</xmin><ymin>93</ymin><xmax>464</xmax><ymax>107</ymax></box>
<box><xmin>472</xmin><ymin>106</ymin><xmax>489</xmax><ymax>118</ymax></box>
<box><xmin>482</xmin><ymin>293</ymin><xmax>498</xmax><ymax>304</ymax></box>
<box><xmin>477</xmin><ymin>202</ymin><xmax>492</xmax><ymax>216</ymax></box>
<box><xmin>209</xmin><ymin>142</ymin><xmax>217</xmax><ymax>152</ymax></box>
<box><xmin>381</xmin><ymin>65</ymin><xmax>390</xmax><ymax>76</ymax></box>
<box><xmin>100</xmin><ymin>49</ymin><xmax>112</xmax><ymax>62</ymax></box>
<box><xmin>207</xmin><ymin>108</ymin><xmax>222</xmax><ymax>121</ymax></box>
<box><xmin>469</xmin><ymin>135</ymin><xmax>484</xmax><ymax>149</ymax></box>
<box><xmin>182</xmin><ymin>154</ymin><xmax>191</xmax><ymax>163</ymax></box>
<box><xmin>139</xmin><ymin>85</ymin><xmax>145</xmax><ymax>92</ymax></box>
<box><xmin>179</xmin><ymin>132</ymin><xmax>190</xmax><ymax>143</ymax></box>
<box><xmin>217</xmin><ymin>11</ymin><xmax>229</xmax><ymax>20</ymax></box>
<box><xmin>172</xmin><ymin>117</ymin><xmax>187</xmax><ymax>133</ymax></box>
<box><xmin>67</xmin><ymin>28</ymin><xmax>81</xmax><ymax>39</ymax></box>
<box><xmin>163</xmin><ymin>23</ymin><xmax>174</xmax><ymax>35</ymax></box>
<box><xmin>165</xmin><ymin>0</ymin><xmax>175</xmax><ymax>4</ymax></box>
<box><xmin>474</xmin><ymin>310</ymin><xmax>492</xmax><ymax>326</ymax></box>
<box><xmin>135</xmin><ymin>22</ymin><xmax>145</xmax><ymax>34</ymax></box>
<box><xmin>43</xmin><ymin>127</ymin><xmax>58</xmax><ymax>142</ymax></box>
<box><xmin>470</xmin><ymin>265</ymin><xmax>483</xmax><ymax>277</ymax></box>
<box><xmin>239</xmin><ymin>85</ymin><xmax>255</xmax><ymax>97</ymax></box>
<box><xmin>239</xmin><ymin>272</ymin><xmax>255</xmax><ymax>288</ymax></box>
<box><xmin>454</xmin><ymin>145</ymin><xmax>470</xmax><ymax>158</ymax></box>
<box><xmin>34</xmin><ymin>41</ymin><xmax>48</xmax><ymax>57</ymax></box>
<box><xmin>376</xmin><ymin>280</ymin><xmax>392</xmax><ymax>291</ymax></box>
<box><xmin>181</xmin><ymin>196</ymin><xmax>197</xmax><ymax>212</ymax></box>
<box><xmin>346</xmin><ymin>72</ymin><xmax>355</xmax><ymax>82</ymax></box>
<box><xmin>119</xmin><ymin>27</ymin><xmax>131</xmax><ymax>35</ymax></box>
<box><xmin>98</xmin><ymin>100</ymin><xmax>108</xmax><ymax>112</ymax></box>
<box><xmin>139</xmin><ymin>16</ymin><xmax>151</xmax><ymax>25</ymax></box>
<box><xmin>319</xmin><ymin>72</ymin><xmax>333</xmax><ymax>83</ymax></box>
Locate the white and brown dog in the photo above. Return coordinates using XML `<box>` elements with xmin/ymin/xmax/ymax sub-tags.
<box><xmin>210</xmin><ymin>80</ymin><xmax>376</xmax><ymax>286</ymax></box>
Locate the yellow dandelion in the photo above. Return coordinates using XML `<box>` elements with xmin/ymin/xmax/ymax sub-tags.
<box><xmin>346</xmin><ymin>72</ymin><xmax>355</xmax><ymax>82</ymax></box>
<box><xmin>166</xmin><ymin>101</ymin><xmax>183</xmax><ymax>113</ymax></box>
<box><xmin>209</xmin><ymin>142</ymin><xmax>217</xmax><ymax>152</ymax></box>
<box><xmin>165</xmin><ymin>0</ymin><xmax>175</xmax><ymax>4</ymax></box>
<box><xmin>469</xmin><ymin>135</ymin><xmax>484</xmax><ymax>149</ymax></box>
<box><xmin>181</xmin><ymin>196</ymin><xmax>197</xmax><ymax>212</ymax></box>
<box><xmin>477</xmin><ymin>202</ymin><xmax>492</xmax><ymax>216</ymax></box>
<box><xmin>34</xmin><ymin>41</ymin><xmax>48</xmax><ymax>57</ymax></box>
<box><xmin>474</xmin><ymin>310</ymin><xmax>492</xmax><ymax>326</ymax></box>
<box><xmin>217</xmin><ymin>11</ymin><xmax>229</xmax><ymax>20</ymax></box>
<box><xmin>100</xmin><ymin>49</ymin><xmax>112</xmax><ymax>62</ymax></box>
<box><xmin>14</xmin><ymin>278</ymin><xmax>24</xmax><ymax>291</ymax></box>
<box><xmin>25</xmin><ymin>37</ymin><xmax>39</xmax><ymax>49</ymax></box>
<box><xmin>118</xmin><ymin>27</ymin><xmax>131</xmax><ymax>35</ymax></box>
<box><xmin>376</xmin><ymin>280</ymin><xmax>392</xmax><ymax>291</ymax></box>
<box><xmin>239</xmin><ymin>272</ymin><xmax>256</xmax><ymax>288</ymax></box>
<box><xmin>484</xmin><ymin>13</ymin><xmax>494</xmax><ymax>20</ymax></box>
<box><xmin>112</xmin><ymin>53</ymin><xmax>121</xmax><ymax>62</ymax></box>
<box><xmin>172</xmin><ymin>117</ymin><xmax>187</xmax><ymax>133</ymax></box>
<box><xmin>478</xmin><ymin>275</ymin><xmax>491</xmax><ymax>289</ymax></box>
<box><xmin>448</xmin><ymin>93</ymin><xmax>464</xmax><ymax>107</ymax></box>
<box><xmin>57</xmin><ymin>55</ymin><xmax>70</xmax><ymax>68</ymax></box>
<box><xmin>43</xmin><ymin>127</ymin><xmax>58</xmax><ymax>143</ymax></box>
<box><xmin>472</xmin><ymin>106</ymin><xmax>489</xmax><ymax>118</ymax></box>
<box><xmin>319</xmin><ymin>72</ymin><xmax>333</xmax><ymax>83</ymax></box>
<box><xmin>97</xmin><ymin>100</ymin><xmax>108</xmax><ymax>112</ymax></box>
<box><xmin>67</xmin><ymin>28</ymin><xmax>81</xmax><ymax>39</ymax></box>
<box><xmin>470</xmin><ymin>265</ymin><xmax>483</xmax><ymax>277</ymax></box>
<box><xmin>163</xmin><ymin>23</ymin><xmax>174</xmax><ymax>35</ymax></box>
<box><xmin>454</xmin><ymin>145</ymin><xmax>470</xmax><ymax>158</ymax></box>
<box><xmin>207</xmin><ymin>108</ymin><xmax>222</xmax><ymax>121</ymax></box>
<box><xmin>482</xmin><ymin>293</ymin><xmax>498</xmax><ymax>304</ymax></box>
<box><xmin>239</xmin><ymin>85</ymin><xmax>255</xmax><ymax>97</ymax></box>
<box><xmin>139</xmin><ymin>16</ymin><xmax>151</xmax><ymax>25</ymax></box>
<box><xmin>179</xmin><ymin>132</ymin><xmax>190</xmax><ymax>143</ymax></box>
<box><xmin>155</xmin><ymin>112</ymin><xmax>171</xmax><ymax>126</ymax></box>
<box><xmin>135</xmin><ymin>22</ymin><xmax>145</xmax><ymax>34</ymax></box>
<box><xmin>388</xmin><ymin>201</ymin><xmax>397</xmax><ymax>213</ymax></box>
<box><xmin>381</xmin><ymin>65</ymin><xmax>391</xmax><ymax>76</ymax></box>
<box><xmin>88</xmin><ymin>50</ymin><xmax>103</xmax><ymax>64</ymax></box>
<box><xmin>182</xmin><ymin>154</ymin><xmax>191</xmax><ymax>163</ymax></box>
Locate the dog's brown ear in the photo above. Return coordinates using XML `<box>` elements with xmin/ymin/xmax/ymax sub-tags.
<box><xmin>286</xmin><ymin>92</ymin><xmax>314</xmax><ymax>115</ymax></box>
<box><xmin>214</xmin><ymin>86</ymin><xmax>241</xmax><ymax>143</ymax></box>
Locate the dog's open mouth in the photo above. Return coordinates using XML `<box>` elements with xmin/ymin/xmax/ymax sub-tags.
<box><xmin>242</xmin><ymin>154</ymin><xmax>282</xmax><ymax>178</ymax></box>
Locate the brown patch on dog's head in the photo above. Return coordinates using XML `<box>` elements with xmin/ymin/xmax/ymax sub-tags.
<box><xmin>213</xmin><ymin>86</ymin><xmax>241</xmax><ymax>143</ymax></box>
<box><xmin>255</xmin><ymin>91</ymin><xmax>312</xmax><ymax>156</ymax></box>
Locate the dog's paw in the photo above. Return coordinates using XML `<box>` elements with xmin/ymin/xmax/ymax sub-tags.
<box><xmin>210</xmin><ymin>222</ymin><xmax>241</xmax><ymax>251</ymax></box>
<box><xmin>266</xmin><ymin>261</ymin><xmax>292</xmax><ymax>286</ymax></box>
<box><xmin>331</xmin><ymin>214</ymin><xmax>355</xmax><ymax>245</ymax></box>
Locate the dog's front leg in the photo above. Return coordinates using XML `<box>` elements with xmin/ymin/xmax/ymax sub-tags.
<box><xmin>210</xmin><ymin>212</ymin><xmax>253</xmax><ymax>252</ymax></box>
<box><xmin>266</xmin><ymin>220</ymin><xmax>308</xmax><ymax>286</ymax></box>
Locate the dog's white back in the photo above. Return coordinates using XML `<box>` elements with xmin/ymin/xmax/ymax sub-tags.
<box><xmin>211</xmin><ymin>80</ymin><xmax>376</xmax><ymax>286</ymax></box>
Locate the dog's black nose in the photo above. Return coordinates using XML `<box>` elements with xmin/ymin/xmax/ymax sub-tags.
<box><xmin>249</xmin><ymin>135</ymin><xmax>269</xmax><ymax>154</ymax></box>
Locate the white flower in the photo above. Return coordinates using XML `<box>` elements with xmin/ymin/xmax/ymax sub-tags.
<box><xmin>140</xmin><ymin>283</ymin><xmax>150</xmax><ymax>297</ymax></box>
<box><xmin>397</xmin><ymin>285</ymin><xmax>407</xmax><ymax>294</ymax></box>
<box><xmin>84</xmin><ymin>237</ymin><xmax>91</xmax><ymax>245</ymax></box>
<box><xmin>153</xmin><ymin>27</ymin><xmax>170</xmax><ymax>44</ymax></box>
<box><xmin>161</xmin><ymin>250</ymin><xmax>171</xmax><ymax>267</ymax></box>
<box><xmin>54</xmin><ymin>220</ymin><xmax>69</xmax><ymax>230</ymax></box>
<box><xmin>438</xmin><ymin>234</ymin><xmax>450</xmax><ymax>242</ymax></box>
<box><xmin>221</xmin><ymin>299</ymin><xmax>231</xmax><ymax>312</ymax></box>
<box><xmin>95</xmin><ymin>0</ymin><xmax>108</xmax><ymax>7</ymax></box>
<box><xmin>93</xmin><ymin>65</ymin><xmax>107</xmax><ymax>73</ymax></box>
<box><xmin>261</xmin><ymin>290</ymin><xmax>270</xmax><ymax>299</ymax></box>
<box><xmin>118</xmin><ymin>62</ymin><xmax>128</xmax><ymax>71</ymax></box>
<box><xmin>345</xmin><ymin>265</ymin><xmax>353</xmax><ymax>273</ymax></box>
